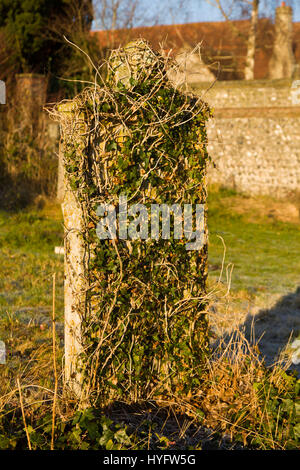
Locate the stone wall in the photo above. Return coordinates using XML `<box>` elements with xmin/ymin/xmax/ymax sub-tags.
<box><xmin>194</xmin><ymin>79</ymin><xmax>294</xmax><ymax>108</ymax></box>
<box><xmin>193</xmin><ymin>80</ymin><xmax>300</xmax><ymax>197</ymax></box>
<box><xmin>207</xmin><ymin>116</ymin><xmax>300</xmax><ymax>197</ymax></box>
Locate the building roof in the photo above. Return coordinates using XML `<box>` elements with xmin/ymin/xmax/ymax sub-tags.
<box><xmin>92</xmin><ymin>18</ymin><xmax>300</xmax><ymax>80</ymax></box>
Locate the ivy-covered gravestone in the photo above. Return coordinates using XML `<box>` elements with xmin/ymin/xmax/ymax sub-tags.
<box><xmin>55</xmin><ymin>40</ymin><xmax>212</xmax><ymax>406</ymax></box>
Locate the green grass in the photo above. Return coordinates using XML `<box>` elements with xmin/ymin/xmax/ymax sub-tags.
<box><xmin>207</xmin><ymin>187</ymin><xmax>300</xmax><ymax>296</ymax></box>
<box><xmin>0</xmin><ymin>188</ymin><xmax>299</xmax><ymax>325</ymax></box>
<box><xmin>0</xmin><ymin>205</ymin><xmax>64</xmax><ymax>321</ymax></box>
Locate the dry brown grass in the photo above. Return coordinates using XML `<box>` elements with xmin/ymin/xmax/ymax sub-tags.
<box><xmin>224</xmin><ymin>194</ymin><xmax>299</xmax><ymax>225</ymax></box>
<box><xmin>199</xmin><ymin>327</ymin><xmax>295</xmax><ymax>449</ymax></box>
<box><xmin>0</xmin><ymin>298</ymin><xmax>297</xmax><ymax>450</ymax></box>
<box><xmin>0</xmin><ymin>240</ymin><xmax>298</xmax><ymax>450</ymax></box>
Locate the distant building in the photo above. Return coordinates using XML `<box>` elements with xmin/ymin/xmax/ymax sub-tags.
<box><xmin>92</xmin><ymin>9</ymin><xmax>300</xmax><ymax>81</ymax></box>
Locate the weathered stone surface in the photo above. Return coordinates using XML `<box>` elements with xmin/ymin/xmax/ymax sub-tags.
<box><xmin>109</xmin><ymin>39</ymin><xmax>161</xmax><ymax>88</ymax></box>
<box><xmin>57</xmin><ymin>40</ymin><xmax>210</xmax><ymax>403</ymax></box>
<box><xmin>167</xmin><ymin>47</ymin><xmax>215</xmax><ymax>87</ymax></box>
<box><xmin>192</xmin><ymin>78</ymin><xmax>300</xmax><ymax>198</ymax></box>
<box><xmin>195</xmin><ymin>80</ymin><xmax>294</xmax><ymax>108</ymax></box>
<box><xmin>207</xmin><ymin>115</ymin><xmax>300</xmax><ymax>197</ymax></box>
<box><xmin>58</xmin><ymin>101</ymin><xmax>87</xmax><ymax>400</ymax></box>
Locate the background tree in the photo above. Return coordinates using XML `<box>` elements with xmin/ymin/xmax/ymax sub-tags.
<box><xmin>46</xmin><ymin>0</ymin><xmax>156</xmax><ymax>96</ymax></box>
<box><xmin>244</xmin><ymin>0</ymin><xmax>259</xmax><ymax>79</ymax></box>
<box><xmin>202</xmin><ymin>0</ymin><xmax>294</xmax><ymax>79</ymax></box>
<box><xmin>0</xmin><ymin>0</ymin><xmax>95</xmax><ymax>95</ymax></box>
<box><xmin>92</xmin><ymin>0</ymin><xmax>157</xmax><ymax>58</ymax></box>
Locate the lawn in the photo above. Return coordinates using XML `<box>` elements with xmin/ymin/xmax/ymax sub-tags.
<box><xmin>207</xmin><ymin>186</ymin><xmax>300</xmax><ymax>296</ymax></box>
<box><xmin>0</xmin><ymin>204</ymin><xmax>64</xmax><ymax>321</ymax></box>
<box><xmin>1</xmin><ymin>187</ymin><xmax>300</xmax><ymax>324</ymax></box>
<box><xmin>0</xmin><ymin>187</ymin><xmax>299</xmax><ymax>450</ymax></box>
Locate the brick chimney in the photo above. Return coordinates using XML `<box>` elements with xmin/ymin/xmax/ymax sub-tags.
<box><xmin>269</xmin><ymin>2</ymin><xmax>295</xmax><ymax>79</ymax></box>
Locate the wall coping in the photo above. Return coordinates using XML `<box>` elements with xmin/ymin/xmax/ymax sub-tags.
<box><xmin>191</xmin><ymin>79</ymin><xmax>294</xmax><ymax>91</ymax></box>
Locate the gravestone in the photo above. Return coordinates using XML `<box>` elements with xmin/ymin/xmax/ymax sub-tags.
<box><xmin>54</xmin><ymin>40</ymin><xmax>211</xmax><ymax>405</ymax></box>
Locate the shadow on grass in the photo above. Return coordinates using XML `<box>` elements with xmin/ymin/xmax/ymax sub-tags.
<box><xmin>0</xmin><ymin>170</ymin><xmax>41</xmax><ymax>211</ymax></box>
<box><xmin>103</xmin><ymin>401</ymin><xmax>244</xmax><ymax>450</ymax></box>
<box><xmin>243</xmin><ymin>287</ymin><xmax>300</xmax><ymax>375</ymax></box>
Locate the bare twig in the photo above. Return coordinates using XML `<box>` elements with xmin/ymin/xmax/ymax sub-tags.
<box><xmin>51</xmin><ymin>273</ymin><xmax>58</xmax><ymax>451</ymax></box>
<box><xmin>17</xmin><ymin>378</ymin><xmax>32</xmax><ymax>451</ymax></box>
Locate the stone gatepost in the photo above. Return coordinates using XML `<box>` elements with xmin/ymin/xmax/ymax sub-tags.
<box><xmin>269</xmin><ymin>2</ymin><xmax>295</xmax><ymax>79</ymax></box>
<box><xmin>55</xmin><ymin>40</ymin><xmax>211</xmax><ymax>406</ymax></box>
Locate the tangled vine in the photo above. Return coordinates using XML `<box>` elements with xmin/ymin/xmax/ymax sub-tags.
<box><xmin>51</xmin><ymin>40</ymin><xmax>212</xmax><ymax>405</ymax></box>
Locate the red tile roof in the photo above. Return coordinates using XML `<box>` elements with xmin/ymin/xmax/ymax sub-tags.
<box><xmin>92</xmin><ymin>18</ymin><xmax>300</xmax><ymax>79</ymax></box>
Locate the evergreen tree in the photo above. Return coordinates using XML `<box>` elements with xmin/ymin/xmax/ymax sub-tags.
<box><xmin>0</xmin><ymin>0</ymin><xmax>93</xmax><ymax>74</ymax></box>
